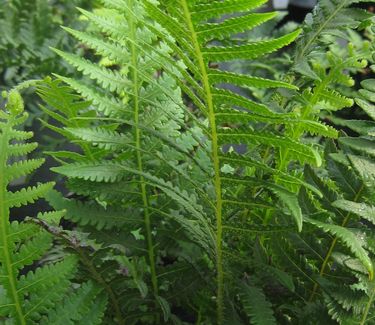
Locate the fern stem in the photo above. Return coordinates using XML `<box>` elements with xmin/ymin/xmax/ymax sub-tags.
<box><xmin>309</xmin><ymin>184</ymin><xmax>365</xmax><ymax>301</ymax></box>
<box><xmin>179</xmin><ymin>1</ymin><xmax>224</xmax><ymax>323</ymax></box>
<box><xmin>294</xmin><ymin>1</ymin><xmax>347</xmax><ymax>65</ymax></box>
<box><xmin>360</xmin><ymin>285</ymin><xmax>375</xmax><ymax>325</ymax></box>
<box><xmin>128</xmin><ymin>0</ymin><xmax>158</xmax><ymax>298</ymax></box>
<box><xmin>0</xmin><ymin>117</ymin><xmax>26</xmax><ymax>325</ymax></box>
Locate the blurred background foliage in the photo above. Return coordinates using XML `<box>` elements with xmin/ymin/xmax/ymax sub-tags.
<box><xmin>0</xmin><ymin>0</ymin><xmax>96</xmax><ymax>122</ymax></box>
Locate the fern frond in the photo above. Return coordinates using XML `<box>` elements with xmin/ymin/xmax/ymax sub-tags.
<box><xmin>203</xmin><ymin>29</ymin><xmax>301</xmax><ymax>62</ymax></box>
<box><xmin>52</xmin><ymin>49</ymin><xmax>130</xmax><ymax>95</ymax></box>
<box><xmin>189</xmin><ymin>0</ymin><xmax>268</xmax><ymax>22</ymax></box>
<box><xmin>306</xmin><ymin>218</ymin><xmax>373</xmax><ymax>279</ymax></box>
<box><xmin>197</xmin><ymin>12</ymin><xmax>277</xmax><ymax>42</ymax></box>
<box><xmin>4</xmin><ymin>159</ymin><xmax>44</xmax><ymax>183</ymax></box>
<box><xmin>45</xmin><ymin>189</ymin><xmax>139</xmax><ymax>230</ymax></box>
<box><xmin>332</xmin><ymin>200</ymin><xmax>375</xmax><ymax>225</ymax></box>
<box><xmin>0</xmin><ymin>89</ymin><xmax>91</xmax><ymax>324</ymax></box>
<box><xmin>65</xmin><ymin>127</ymin><xmax>132</xmax><ymax>151</ymax></box>
<box><xmin>218</xmin><ymin>129</ymin><xmax>321</xmax><ymax>166</ymax></box>
<box><xmin>41</xmin><ymin>281</ymin><xmax>107</xmax><ymax>325</ymax></box>
<box><xmin>238</xmin><ymin>283</ymin><xmax>277</xmax><ymax>325</ymax></box>
<box><xmin>143</xmin><ymin>2</ymin><xmax>315</xmax><ymax>322</ymax></box>
<box><xmin>5</xmin><ymin>182</ymin><xmax>55</xmax><ymax>208</ymax></box>
<box><xmin>340</xmin><ymin>137</ymin><xmax>375</xmax><ymax>157</ymax></box>
<box><xmin>208</xmin><ymin>69</ymin><xmax>298</xmax><ymax>90</ymax></box>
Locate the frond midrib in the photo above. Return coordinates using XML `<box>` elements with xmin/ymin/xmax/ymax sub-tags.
<box><xmin>178</xmin><ymin>1</ymin><xmax>224</xmax><ymax>323</ymax></box>
<box><xmin>0</xmin><ymin>117</ymin><xmax>26</xmax><ymax>325</ymax></box>
<box><xmin>128</xmin><ymin>0</ymin><xmax>159</xmax><ymax>299</ymax></box>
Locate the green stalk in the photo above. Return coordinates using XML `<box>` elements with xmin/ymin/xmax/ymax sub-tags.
<box><xmin>179</xmin><ymin>1</ymin><xmax>224</xmax><ymax>323</ymax></box>
<box><xmin>0</xmin><ymin>116</ymin><xmax>26</xmax><ymax>325</ymax></box>
<box><xmin>360</xmin><ymin>285</ymin><xmax>375</xmax><ymax>325</ymax></box>
<box><xmin>128</xmin><ymin>0</ymin><xmax>158</xmax><ymax>297</ymax></box>
<box><xmin>294</xmin><ymin>1</ymin><xmax>348</xmax><ymax>65</ymax></box>
<box><xmin>309</xmin><ymin>185</ymin><xmax>365</xmax><ymax>301</ymax></box>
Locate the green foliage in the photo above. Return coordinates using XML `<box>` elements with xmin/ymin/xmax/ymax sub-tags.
<box><xmin>238</xmin><ymin>283</ymin><xmax>277</xmax><ymax>325</ymax></box>
<box><xmin>0</xmin><ymin>0</ymin><xmax>94</xmax><ymax>124</ymax></box>
<box><xmin>0</xmin><ymin>0</ymin><xmax>92</xmax><ymax>85</ymax></box>
<box><xmin>2</xmin><ymin>0</ymin><xmax>375</xmax><ymax>324</ymax></box>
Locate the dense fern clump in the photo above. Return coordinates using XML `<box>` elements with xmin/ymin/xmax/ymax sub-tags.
<box><xmin>2</xmin><ymin>0</ymin><xmax>375</xmax><ymax>324</ymax></box>
<box><xmin>0</xmin><ymin>89</ymin><xmax>107</xmax><ymax>324</ymax></box>
<box><xmin>36</xmin><ymin>0</ymin><xmax>350</xmax><ymax>323</ymax></box>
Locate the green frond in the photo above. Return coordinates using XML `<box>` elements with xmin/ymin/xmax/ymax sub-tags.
<box><xmin>36</xmin><ymin>79</ymin><xmax>91</xmax><ymax>119</ymax></box>
<box><xmin>65</xmin><ymin>127</ymin><xmax>132</xmax><ymax>151</ymax></box>
<box><xmin>52</xmin><ymin>49</ymin><xmax>130</xmax><ymax>95</ymax></box>
<box><xmin>361</xmin><ymin>79</ymin><xmax>375</xmax><ymax>92</ymax></box>
<box><xmin>222</xmin><ymin>198</ymin><xmax>274</xmax><ymax>210</ymax></box>
<box><xmin>202</xmin><ymin>29</ymin><xmax>301</xmax><ymax>62</ymax></box>
<box><xmin>37</xmin><ymin>210</ymin><xmax>66</xmax><ymax>226</ymax></box>
<box><xmin>61</xmin><ymin>26</ymin><xmax>130</xmax><ymax>65</ymax></box>
<box><xmin>41</xmin><ymin>1</ymin><xmax>350</xmax><ymax>323</ymax></box>
<box><xmin>220</xmin><ymin>154</ymin><xmax>322</xmax><ymax>195</ymax></box>
<box><xmin>221</xmin><ymin>175</ymin><xmax>302</xmax><ymax>230</ymax></box>
<box><xmin>328</xmin><ymin>151</ymin><xmax>363</xmax><ymax>200</ymax></box>
<box><xmin>0</xmin><ymin>91</ymin><xmax>84</xmax><ymax>324</ymax></box>
<box><xmin>42</xmin><ymin>281</ymin><xmax>107</xmax><ymax>325</ymax></box>
<box><xmin>359</xmin><ymin>89</ymin><xmax>375</xmax><ymax>102</ymax></box>
<box><xmin>294</xmin><ymin>0</ymin><xmax>373</xmax><ymax>67</ymax></box>
<box><xmin>223</xmin><ymin>224</ymin><xmax>294</xmax><ymax>234</ymax></box>
<box><xmin>45</xmin><ymin>190</ymin><xmax>139</xmax><ymax>230</ymax></box>
<box><xmin>348</xmin><ymin>155</ymin><xmax>375</xmax><ymax>183</ymax></box>
<box><xmin>197</xmin><ymin>12</ymin><xmax>277</xmax><ymax>42</ymax></box>
<box><xmin>17</xmin><ymin>255</ymin><xmax>77</xmax><ymax>296</ymax></box>
<box><xmin>51</xmin><ymin>75</ymin><xmax>126</xmax><ymax>116</ymax></box>
<box><xmin>269</xmin><ymin>185</ymin><xmax>303</xmax><ymax>232</ymax></box>
<box><xmin>306</xmin><ymin>218</ymin><xmax>374</xmax><ymax>279</ymax></box>
<box><xmin>319</xmin><ymin>89</ymin><xmax>354</xmax><ymax>111</ymax></box>
<box><xmin>213</xmin><ymin>89</ymin><xmax>279</xmax><ymax>117</ymax></box>
<box><xmin>5</xmin><ymin>182</ymin><xmax>55</xmax><ymax>209</ymax></box>
<box><xmin>356</xmin><ymin>98</ymin><xmax>375</xmax><ymax>120</ymax></box>
<box><xmin>9</xmin><ymin>222</ymin><xmax>39</xmax><ymax>243</ymax></box>
<box><xmin>209</xmin><ymin>69</ymin><xmax>298</xmax><ymax>90</ymax></box>
<box><xmin>297</xmin><ymin>120</ymin><xmax>338</xmax><ymax>138</ymax></box>
<box><xmin>12</xmin><ymin>232</ymin><xmax>52</xmax><ymax>270</ymax></box>
<box><xmin>339</xmin><ymin>138</ymin><xmax>375</xmax><ymax>157</ymax></box>
<box><xmin>6</xmin><ymin>142</ymin><xmax>38</xmax><ymax>158</ymax></box>
<box><xmin>51</xmin><ymin>162</ymin><xmax>209</xmax><ymax>223</ymax></box>
<box><xmin>5</xmin><ymin>159</ymin><xmax>45</xmax><ymax>183</ymax></box>
<box><xmin>7</xmin><ymin>129</ymin><xmax>34</xmax><ymax>141</ymax></box>
<box><xmin>78</xmin><ymin>293</ymin><xmax>108</xmax><ymax>325</ymax></box>
<box><xmin>190</xmin><ymin>0</ymin><xmax>268</xmax><ymax>22</ymax></box>
<box><xmin>238</xmin><ymin>283</ymin><xmax>277</xmax><ymax>325</ymax></box>
<box><xmin>332</xmin><ymin>200</ymin><xmax>375</xmax><ymax>225</ymax></box>
<box><xmin>218</xmin><ymin>129</ymin><xmax>321</xmax><ymax>166</ymax></box>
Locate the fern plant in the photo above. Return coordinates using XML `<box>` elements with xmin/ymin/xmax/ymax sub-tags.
<box><xmin>0</xmin><ymin>89</ymin><xmax>107</xmax><ymax>324</ymax></box>
<box><xmin>140</xmin><ymin>1</ymin><xmax>339</xmax><ymax>322</ymax></box>
<box><xmin>3</xmin><ymin>0</ymin><xmax>373</xmax><ymax>323</ymax></box>
<box><xmin>33</xmin><ymin>0</ymin><xmax>352</xmax><ymax>323</ymax></box>
<box><xmin>36</xmin><ymin>1</ymin><xmax>213</xmax><ymax>322</ymax></box>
